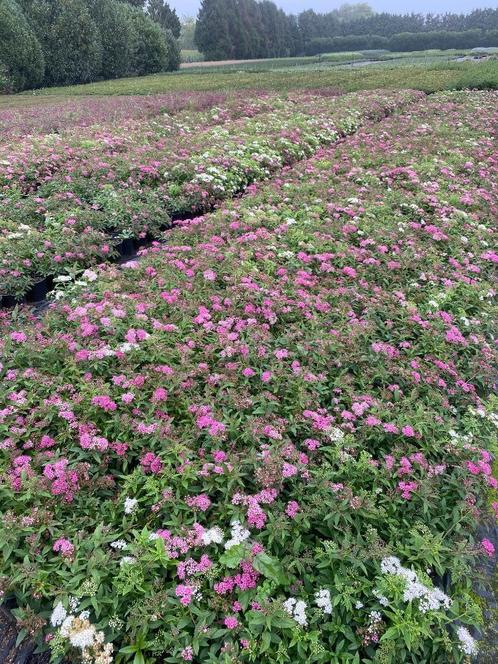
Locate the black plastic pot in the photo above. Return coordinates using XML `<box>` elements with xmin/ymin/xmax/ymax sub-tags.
<box><xmin>116</xmin><ymin>238</ymin><xmax>135</xmax><ymax>257</ymax></box>
<box><xmin>1</xmin><ymin>294</ymin><xmax>25</xmax><ymax>308</ymax></box>
<box><xmin>134</xmin><ymin>233</ymin><xmax>153</xmax><ymax>250</ymax></box>
<box><xmin>26</xmin><ymin>278</ymin><xmax>48</xmax><ymax>303</ymax></box>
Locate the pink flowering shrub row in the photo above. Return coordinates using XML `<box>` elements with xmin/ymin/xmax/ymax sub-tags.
<box><xmin>0</xmin><ymin>90</ymin><xmax>497</xmax><ymax>664</ymax></box>
<box><xmin>0</xmin><ymin>91</ymin><xmax>238</xmax><ymax>143</ymax></box>
<box><xmin>0</xmin><ymin>89</ymin><xmax>419</xmax><ymax>298</ymax></box>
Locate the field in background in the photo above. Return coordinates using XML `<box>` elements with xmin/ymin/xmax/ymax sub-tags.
<box><xmin>181</xmin><ymin>49</ymin><xmax>204</xmax><ymax>63</ymax></box>
<box><xmin>0</xmin><ymin>51</ymin><xmax>494</xmax><ymax>106</ymax></box>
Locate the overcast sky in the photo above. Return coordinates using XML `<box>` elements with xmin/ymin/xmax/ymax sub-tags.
<box><xmin>172</xmin><ymin>1</ymin><xmax>497</xmax><ymax>19</ymax></box>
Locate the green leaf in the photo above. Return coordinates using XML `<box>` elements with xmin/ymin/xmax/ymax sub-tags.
<box><xmin>252</xmin><ymin>552</ymin><xmax>286</xmax><ymax>585</ymax></box>
<box><xmin>219</xmin><ymin>544</ymin><xmax>246</xmax><ymax>569</ymax></box>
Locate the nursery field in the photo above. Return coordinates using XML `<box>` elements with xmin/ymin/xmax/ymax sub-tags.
<box><xmin>7</xmin><ymin>56</ymin><xmax>498</xmax><ymax>99</ymax></box>
<box><xmin>0</xmin><ymin>83</ymin><xmax>497</xmax><ymax>664</ymax></box>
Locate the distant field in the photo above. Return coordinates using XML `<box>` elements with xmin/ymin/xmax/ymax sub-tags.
<box><xmin>180</xmin><ymin>49</ymin><xmax>204</xmax><ymax>63</ymax></box>
<box><xmin>6</xmin><ymin>56</ymin><xmax>496</xmax><ymax>104</ymax></box>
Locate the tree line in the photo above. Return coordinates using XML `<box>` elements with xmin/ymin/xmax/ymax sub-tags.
<box><xmin>195</xmin><ymin>1</ymin><xmax>498</xmax><ymax>60</ymax></box>
<box><xmin>0</xmin><ymin>0</ymin><xmax>181</xmax><ymax>92</ymax></box>
<box><xmin>195</xmin><ymin>0</ymin><xmax>301</xmax><ymax>60</ymax></box>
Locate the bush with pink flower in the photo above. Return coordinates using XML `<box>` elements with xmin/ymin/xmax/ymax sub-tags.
<box><xmin>0</xmin><ymin>89</ymin><xmax>496</xmax><ymax>663</ymax></box>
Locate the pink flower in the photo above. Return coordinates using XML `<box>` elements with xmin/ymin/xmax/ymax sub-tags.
<box><xmin>303</xmin><ymin>438</ymin><xmax>320</xmax><ymax>451</ymax></box>
<box><xmin>181</xmin><ymin>646</ymin><xmax>193</xmax><ymax>661</ymax></box>
<box><xmin>175</xmin><ymin>584</ymin><xmax>196</xmax><ymax>606</ymax></box>
<box><xmin>186</xmin><ymin>494</ymin><xmax>212</xmax><ymax>512</ymax></box>
<box><xmin>224</xmin><ymin>616</ymin><xmax>239</xmax><ymax>629</ymax></box>
<box><xmin>141</xmin><ymin>452</ymin><xmax>163</xmax><ymax>474</ymax></box>
<box><xmin>91</xmin><ymin>395</ymin><xmax>117</xmax><ymax>412</ymax></box>
<box><xmin>152</xmin><ymin>387</ymin><xmax>168</xmax><ymax>402</ymax></box>
<box><xmin>398</xmin><ymin>481</ymin><xmax>418</xmax><ymax>500</ymax></box>
<box><xmin>203</xmin><ymin>269</ymin><xmax>216</xmax><ymax>281</ymax></box>
<box><xmin>53</xmin><ymin>538</ymin><xmax>74</xmax><ymax>558</ymax></box>
<box><xmin>282</xmin><ymin>462</ymin><xmax>297</xmax><ymax>478</ymax></box>
<box><xmin>481</xmin><ymin>539</ymin><xmax>495</xmax><ymax>558</ymax></box>
<box><xmin>445</xmin><ymin>326</ymin><xmax>467</xmax><ymax>346</ymax></box>
<box><xmin>10</xmin><ymin>331</ymin><xmax>27</xmax><ymax>343</ymax></box>
<box><xmin>285</xmin><ymin>501</ymin><xmax>300</xmax><ymax>518</ymax></box>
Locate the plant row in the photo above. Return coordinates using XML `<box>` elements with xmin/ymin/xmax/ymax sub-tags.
<box><xmin>0</xmin><ymin>89</ymin><xmax>420</xmax><ymax>300</ymax></box>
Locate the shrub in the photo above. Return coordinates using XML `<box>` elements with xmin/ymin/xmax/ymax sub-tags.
<box><xmin>125</xmin><ymin>5</ymin><xmax>176</xmax><ymax>75</ymax></box>
<box><xmin>0</xmin><ymin>0</ymin><xmax>44</xmax><ymax>91</ymax></box>
<box><xmin>91</xmin><ymin>0</ymin><xmax>134</xmax><ymax>80</ymax></box>
<box><xmin>22</xmin><ymin>0</ymin><xmax>102</xmax><ymax>86</ymax></box>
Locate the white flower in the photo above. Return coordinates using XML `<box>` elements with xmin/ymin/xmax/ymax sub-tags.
<box><xmin>82</xmin><ymin>269</ymin><xmax>98</xmax><ymax>282</ymax></box>
<box><xmin>68</xmin><ymin>596</ymin><xmax>80</xmax><ymax>612</ymax></box>
<box><xmin>110</xmin><ymin>539</ymin><xmax>127</xmax><ymax>550</ymax></box>
<box><xmin>355</xmin><ymin>601</ymin><xmax>364</xmax><ymax>609</ymax></box>
<box><xmin>293</xmin><ymin>600</ymin><xmax>308</xmax><ymax>627</ymax></box>
<box><xmin>124</xmin><ymin>497</ymin><xmax>138</xmax><ymax>514</ymax></box>
<box><xmin>457</xmin><ymin>626</ymin><xmax>478</xmax><ymax>655</ymax></box>
<box><xmin>69</xmin><ymin>625</ymin><xmax>96</xmax><ymax>649</ymax></box>
<box><xmin>380</xmin><ymin>556</ymin><xmax>402</xmax><ymax>575</ymax></box>
<box><xmin>329</xmin><ymin>427</ymin><xmax>344</xmax><ymax>442</ymax></box>
<box><xmin>118</xmin><ymin>342</ymin><xmax>138</xmax><ymax>353</ymax></box>
<box><xmin>50</xmin><ymin>602</ymin><xmax>67</xmax><ymax>627</ymax></box>
<box><xmin>373</xmin><ymin>589</ymin><xmax>390</xmax><ymax>606</ymax></box>
<box><xmin>315</xmin><ymin>588</ymin><xmax>333</xmax><ymax>614</ymax></box>
<box><xmin>60</xmin><ymin>615</ymin><xmax>75</xmax><ymax>637</ymax></box>
<box><xmin>224</xmin><ymin>521</ymin><xmax>250</xmax><ymax>550</ymax></box>
<box><xmin>120</xmin><ymin>556</ymin><xmax>136</xmax><ymax>567</ymax></box>
<box><xmin>381</xmin><ymin>557</ymin><xmax>451</xmax><ymax>613</ymax></box>
<box><xmin>283</xmin><ymin>597</ymin><xmax>307</xmax><ymax>626</ymax></box>
<box><xmin>283</xmin><ymin>597</ymin><xmax>296</xmax><ymax>614</ymax></box>
<box><xmin>202</xmin><ymin>527</ymin><xmax>224</xmax><ymax>545</ymax></box>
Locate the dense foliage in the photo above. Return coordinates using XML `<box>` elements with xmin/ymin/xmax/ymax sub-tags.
<box><xmin>0</xmin><ymin>0</ymin><xmax>44</xmax><ymax>91</ymax></box>
<box><xmin>147</xmin><ymin>0</ymin><xmax>181</xmax><ymax>39</ymax></box>
<box><xmin>0</xmin><ymin>0</ymin><xmax>180</xmax><ymax>92</ymax></box>
<box><xmin>0</xmin><ymin>89</ymin><xmax>407</xmax><ymax>299</ymax></box>
<box><xmin>305</xmin><ymin>29</ymin><xmax>498</xmax><ymax>55</ymax></box>
<box><xmin>194</xmin><ymin>1</ymin><xmax>498</xmax><ymax>61</ymax></box>
<box><xmin>195</xmin><ymin>0</ymin><xmax>301</xmax><ymax>60</ymax></box>
<box><xmin>298</xmin><ymin>6</ymin><xmax>498</xmax><ymax>42</ymax></box>
<box><xmin>0</xmin><ymin>88</ymin><xmax>496</xmax><ymax>664</ymax></box>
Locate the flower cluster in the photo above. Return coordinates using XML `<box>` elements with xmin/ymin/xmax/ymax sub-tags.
<box><xmin>50</xmin><ymin>602</ymin><xmax>113</xmax><ymax>663</ymax></box>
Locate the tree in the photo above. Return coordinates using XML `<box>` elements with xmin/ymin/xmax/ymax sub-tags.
<box><xmin>195</xmin><ymin>0</ymin><xmax>299</xmax><ymax>61</ymax></box>
<box><xmin>117</xmin><ymin>0</ymin><xmax>145</xmax><ymax>6</ymax></box>
<box><xmin>335</xmin><ymin>3</ymin><xmax>374</xmax><ymax>23</ymax></box>
<box><xmin>147</xmin><ymin>0</ymin><xmax>181</xmax><ymax>39</ymax></box>
<box><xmin>21</xmin><ymin>0</ymin><xmax>102</xmax><ymax>86</ymax></box>
<box><xmin>0</xmin><ymin>0</ymin><xmax>44</xmax><ymax>91</ymax></box>
<box><xmin>180</xmin><ymin>15</ymin><xmax>196</xmax><ymax>50</ymax></box>
<box><xmin>89</xmin><ymin>0</ymin><xmax>134</xmax><ymax>80</ymax></box>
<box><xmin>126</xmin><ymin>5</ymin><xmax>175</xmax><ymax>74</ymax></box>
<box><xmin>195</xmin><ymin>0</ymin><xmax>233</xmax><ymax>60</ymax></box>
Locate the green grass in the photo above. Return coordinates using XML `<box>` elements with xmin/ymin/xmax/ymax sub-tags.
<box><xmin>18</xmin><ymin>59</ymin><xmax>497</xmax><ymax>99</ymax></box>
<box><xmin>181</xmin><ymin>49</ymin><xmax>203</xmax><ymax>63</ymax></box>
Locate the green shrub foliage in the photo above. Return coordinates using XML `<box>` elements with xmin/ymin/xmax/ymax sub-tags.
<box><xmin>0</xmin><ymin>0</ymin><xmax>44</xmax><ymax>91</ymax></box>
